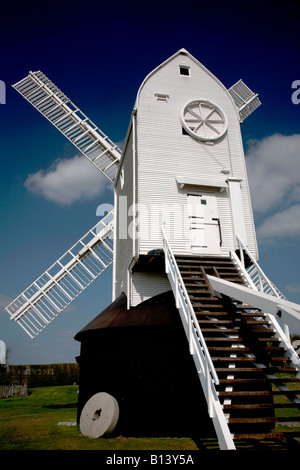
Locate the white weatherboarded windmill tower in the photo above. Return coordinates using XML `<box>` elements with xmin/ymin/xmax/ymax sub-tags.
<box><xmin>114</xmin><ymin>49</ymin><xmax>258</xmax><ymax>307</ymax></box>
<box><xmin>6</xmin><ymin>49</ymin><xmax>300</xmax><ymax>450</ymax></box>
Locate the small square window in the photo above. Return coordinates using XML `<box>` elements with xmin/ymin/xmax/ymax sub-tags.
<box><xmin>179</xmin><ymin>66</ymin><xmax>190</xmax><ymax>76</ymax></box>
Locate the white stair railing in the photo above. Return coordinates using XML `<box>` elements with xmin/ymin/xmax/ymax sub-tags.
<box><xmin>235</xmin><ymin>235</ymin><xmax>286</xmax><ymax>299</ymax></box>
<box><xmin>161</xmin><ymin>225</ymin><xmax>235</xmax><ymax>450</ymax></box>
<box><xmin>231</xmin><ymin>236</ymin><xmax>300</xmax><ymax>372</ymax></box>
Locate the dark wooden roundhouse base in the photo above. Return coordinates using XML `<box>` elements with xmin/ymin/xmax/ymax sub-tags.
<box><xmin>75</xmin><ymin>291</ymin><xmax>215</xmax><ymax>438</ymax></box>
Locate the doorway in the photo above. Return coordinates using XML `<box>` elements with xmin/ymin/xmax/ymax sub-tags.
<box><xmin>187</xmin><ymin>194</ymin><xmax>221</xmax><ymax>254</ymax></box>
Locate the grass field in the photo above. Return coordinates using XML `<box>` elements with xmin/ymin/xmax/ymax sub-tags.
<box><xmin>1</xmin><ymin>385</ymin><xmax>299</xmax><ymax>451</ymax></box>
<box><xmin>0</xmin><ymin>385</ymin><xmax>199</xmax><ymax>451</ymax></box>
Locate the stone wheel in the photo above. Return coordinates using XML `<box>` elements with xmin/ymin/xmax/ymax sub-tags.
<box><xmin>79</xmin><ymin>392</ymin><xmax>119</xmax><ymax>438</ymax></box>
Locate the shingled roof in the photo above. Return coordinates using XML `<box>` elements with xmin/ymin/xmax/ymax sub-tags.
<box><xmin>75</xmin><ymin>290</ymin><xmax>178</xmax><ymax>341</ymax></box>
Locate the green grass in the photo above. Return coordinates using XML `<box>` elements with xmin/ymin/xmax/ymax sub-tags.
<box><xmin>1</xmin><ymin>384</ymin><xmax>299</xmax><ymax>451</ymax></box>
<box><xmin>0</xmin><ymin>386</ymin><xmax>198</xmax><ymax>450</ymax></box>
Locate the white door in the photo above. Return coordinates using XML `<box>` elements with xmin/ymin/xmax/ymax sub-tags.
<box><xmin>187</xmin><ymin>194</ymin><xmax>221</xmax><ymax>254</ymax></box>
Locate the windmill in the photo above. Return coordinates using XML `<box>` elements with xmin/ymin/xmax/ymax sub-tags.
<box><xmin>0</xmin><ymin>341</ymin><xmax>6</xmax><ymax>366</ymax></box>
<box><xmin>6</xmin><ymin>49</ymin><xmax>300</xmax><ymax>450</ymax></box>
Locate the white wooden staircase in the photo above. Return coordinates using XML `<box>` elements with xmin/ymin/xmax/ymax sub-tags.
<box><xmin>162</xmin><ymin>227</ymin><xmax>300</xmax><ymax>450</ymax></box>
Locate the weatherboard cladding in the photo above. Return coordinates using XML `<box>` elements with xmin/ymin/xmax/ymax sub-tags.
<box><xmin>131</xmin><ymin>272</ymin><xmax>170</xmax><ymax>307</ymax></box>
<box><xmin>114</xmin><ymin>125</ymin><xmax>135</xmax><ymax>300</ymax></box>
<box><xmin>113</xmin><ymin>50</ymin><xmax>258</xmax><ymax>304</ymax></box>
<box><xmin>135</xmin><ymin>51</ymin><xmax>257</xmax><ymax>258</ymax></box>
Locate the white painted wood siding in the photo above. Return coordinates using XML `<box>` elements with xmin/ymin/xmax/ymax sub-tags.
<box><xmin>131</xmin><ymin>272</ymin><xmax>170</xmax><ymax>307</ymax></box>
<box><xmin>113</xmin><ymin>49</ymin><xmax>259</xmax><ymax>307</ymax></box>
<box><xmin>135</xmin><ymin>50</ymin><xmax>258</xmax><ymax>260</ymax></box>
<box><xmin>113</xmin><ymin>123</ymin><xmax>136</xmax><ymax>300</ymax></box>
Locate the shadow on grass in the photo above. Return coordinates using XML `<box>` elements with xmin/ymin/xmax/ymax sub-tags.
<box><xmin>43</xmin><ymin>403</ymin><xmax>77</xmax><ymax>409</ymax></box>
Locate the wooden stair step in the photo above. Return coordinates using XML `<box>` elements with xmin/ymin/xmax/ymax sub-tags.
<box><xmin>189</xmin><ymin>297</ymin><xmax>219</xmax><ymax>303</ymax></box>
<box><xmin>208</xmin><ymin>346</ymin><xmax>250</xmax><ymax>352</ymax></box>
<box><xmin>219</xmin><ymin>378</ymin><xmax>268</xmax><ymax>384</ymax></box>
<box><xmin>201</xmin><ymin>328</ymin><xmax>240</xmax><ymax>333</ymax></box>
<box><xmin>249</xmin><ymin>329</ymin><xmax>275</xmax><ymax>335</ymax></box>
<box><xmin>197</xmin><ymin>320</ymin><xmax>234</xmax><ymax>325</ymax></box>
<box><xmin>268</xmin><ymin>366</ymin><xmax>298</xmax><ymax>373</ymax></box>
<box><xmin>194</xmin><ymin>306</ymin><xmax>228</xmax><ymax>311</ymax></box>
<box><xmin>176</xmin><ymin>258</ymin><xmax>232</xmax><ymax>265</ymax></box>
<box><xmin>205</xmin><ymin>337</ymin><xmax>244</xmax><ymax>342</ymax></box>
<box><xmin>180</xmin><ymin>270</ymin><xmax>205</xmax><ymax>275</ymax></box>
<box><xmin>213</xmin><ymin>266</ymin><xmax>236</xmax><ymax>271</ymax></box>
<box><xmin>195</xmin><ymin>311</ymin><xmax>233</xmax><ymax>316</ymax></box>
<box><xmin>269</xmin><ymin>357</ymin><xmax>291</xmax><ymax>362</ymax></box>
<box><xmin>228</xmin><ymin>417</ymin><xmax>277</xmax><ymax>424</ymax></box>
<box><xmin>188</xmin><ymin>296</ymin><xmax>219</xmax><ymax>301</ymax></box>
<box><xmin>176</xmin><ymin>256</ymin><xmax>300</xmax><ymax>447</ymax></box>
<box><xmin>190</xmin><ymin>303</ymin><xmax>225</xmax><ymax>309</ymax></box>
<box><xmin>218</xmin><ymin>391</ymin><xmax>272</xmax><ymax>397</ymax></box>
<box><xmin>187</xmin><ymin>285</ymin><xmax>210</xmax><ymax>289</ymax></box>
<box><xmin>211</xmin><ymin>356</ymin><xmax>254</xmax><ymax>362</ymax></box>
<box><xmin>240</xmin><ymin>311</ymin><xmax>264</xmax><ymax>316</ymax></box>
<box><xmin>246</xmin><ymin>320</ymin><xmax>270</xmax><ymax>325</ymax></box>
<box><xmin>183</xmin><ymin>283</ymin><xmax>207</xmax><ymax>287</ymax></box>
<box><xmin>234</xmin><ymin>431</ymin><xmax>300</xmax><ymax>440</ymax></box>
<box><xmin>223</xmin><ymin>404</ymin><xmax>274</xmax><ymax>410</ymax></box>
<box><xmin>181</xmin><ymin>273</ymin><xmax>205</xmax><ymax>277</ymax></box>
<box><xmin>265</xmin><ymin>346</ymin><xmax>283</xmax><ymax>352</ymax></box>
<box><xmin>216</xmin><ymin>367</ymin><xmax>265</xmax><ymax>372</ymax></box>
<box><xmin>178</xmin><ymin>267</ymin><xmax>206</xmax><ymax>272</ymax></box>
<box><xmin>215</xmin><ymin>270</ymin><xmax>235</xmax><ymax>275</ymax></box>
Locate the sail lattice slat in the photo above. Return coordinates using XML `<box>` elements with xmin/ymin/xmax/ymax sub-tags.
<box><xmin>228</xmin><ymin>79</ymin><xmax>261</xmax><ymax>122</ymax></box>
<box><xmin>5</xmin><ymin>211</ymin><xmax>115</xmax><ymax>339</ymax></box>
<box><xmin>13</xmin><ymin>71</ymin><xmax>121</xmax><ymax>182</ymax></box>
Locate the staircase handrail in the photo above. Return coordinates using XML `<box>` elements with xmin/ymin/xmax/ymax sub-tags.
<box><xmin>162</xmin><ymin>226</ymin><xmax>236</xmax><ymax>450</ymax></box>
<box><xmin>232</xmin><ymin>236</ymin><xmax>300</xmax><ymax>370</ymax></box>
<box><xmin>235</xmin><ymin>234</ymin><xmax>286</xmax><ymax>300</ymax></box>
<box><xmin>161</xmin><ymin>226</ymin><xmax>219</xmax><ymax>386</ymax></box>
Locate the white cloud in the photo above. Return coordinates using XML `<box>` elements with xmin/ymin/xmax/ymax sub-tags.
<box><xmin>285</xmin><ymin>283</ymin><xmax>300</xmax><ymax>293</ymax></box>
<box><xmin>257</xmin><ymin>204</ymin><xmax>300</xmax><ymax>239</ymax></box>
<box><xmin>58</xmin><ymin>330</ymin><xmax>76</xmax><ymax>343</ymax></box>
<box><xmin>0</xmin><ymin>294</ymin><xmax>12</xmax><ymax>313</ymax></box>
<box><xmin>246</xmin><ymin>134</ymin><xmax>300</xmax><ymax>241</ymax></box>
<box><xmin>246</xmin><ymin>134</ymin><xmax>300</xmax><ymax>213</ymax></box>
<box><xmin>24</xmin><ymin>154</ymin><xmax>111</xmax><ymax>206</ymax></box>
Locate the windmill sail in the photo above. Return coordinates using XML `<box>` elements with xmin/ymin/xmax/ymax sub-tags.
<box><xmin>5</xmin><ymin>210</ymin><xmax>114</xmax><ymax>339</ymax></box>
<box><xmin>228</xmin><ymin>79</ymin><xmax>261</xmax><ymax>122</ymax></box>
<box><xmin>13</xmin><ymin>71</ymin><xmax>121</xmax><ymax>182</ymax></box>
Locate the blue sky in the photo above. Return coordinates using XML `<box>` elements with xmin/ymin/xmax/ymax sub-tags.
<box><xmin>0</xmin><ymin>0</ymin><xmax>300</xmax><ymax>365</ymax></box>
